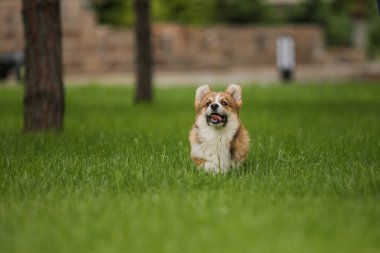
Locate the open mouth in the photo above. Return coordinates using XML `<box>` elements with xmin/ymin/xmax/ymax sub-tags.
<box><xmin>207</xmin><ymin>113</ymin><xmax>227</xmax><ymax>125</ymax></box>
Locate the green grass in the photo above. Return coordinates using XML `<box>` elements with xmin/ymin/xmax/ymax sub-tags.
<box><xmin>1</xmin><ymin>83</ymin><xmax>380</xmax><ymax>253</ymax></box>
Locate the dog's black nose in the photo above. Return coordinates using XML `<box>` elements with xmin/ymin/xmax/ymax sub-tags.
<box><xmin>210</xmin><ymin>103</ymin><xmax>219</xmax><ymax>111</ymax></box>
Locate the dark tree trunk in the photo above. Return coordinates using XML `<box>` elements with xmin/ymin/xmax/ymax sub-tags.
<box><xmin>134</xmin><ymin>0</ymin><xmax>153</xmax><ymax>102</ymax></box>
<box><xmin>22</xmin><ymin>0</ymin><xmax>64</xmax><ymax>132</ymax></box>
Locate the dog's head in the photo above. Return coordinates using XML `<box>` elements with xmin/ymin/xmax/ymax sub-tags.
<box><xmin>194</xmin><ymin>84</ymin><xmax>242</xmax><ymax>128</ymax></box>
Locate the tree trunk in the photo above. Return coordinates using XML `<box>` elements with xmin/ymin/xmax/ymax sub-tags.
<box><xmin>134</xmin><ymin>0</ymin><xmax>153</xmax><ymax>102</ymax></box>
<box><xmin>22</xmin><ymin>0</ymin><xmax>64</xmax><ymax>132</ymax></box>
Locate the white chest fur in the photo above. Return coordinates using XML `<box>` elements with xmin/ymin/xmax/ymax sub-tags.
<box><xmin>191</xmin><ymin>114</ymin><xmax>239</xmax><ymax>172</ymax></box>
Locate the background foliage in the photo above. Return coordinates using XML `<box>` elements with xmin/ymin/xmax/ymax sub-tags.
<box><xmin>91</xmin><ymin>0</ymin><xmax>379</xmax><ymax>56</ymax></box>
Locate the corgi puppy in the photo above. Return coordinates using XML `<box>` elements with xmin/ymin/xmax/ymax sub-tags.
<box><xmin>189</xmin><ymin>84</ymin><xmax>250</xmax><ymax>173</ymax></box>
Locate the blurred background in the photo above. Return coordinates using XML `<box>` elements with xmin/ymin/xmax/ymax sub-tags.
<box><xmin>0</xmin><ymin>0</ymin><xmax>379</xmax><ymax>84</ymax></box>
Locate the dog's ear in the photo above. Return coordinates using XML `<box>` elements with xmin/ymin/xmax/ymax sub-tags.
<box><xmin>225</xmin><ymin>84</ymin><xmax>242</xmax><ymax>107</ymax></box>
<box><xmin>195</xmin><ymin>84</ymin><xmax>211</xmax><ymax>107</ymax></box>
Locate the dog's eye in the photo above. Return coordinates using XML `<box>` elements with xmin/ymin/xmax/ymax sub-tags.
<box><xmin>221</xmin><ymin>101</ymin><xmax>228</xmax><ymax>106</ymax></box>
<box><xmin>205</xmin><ymin>101</ymin><xmax>211</xmax><ymax>107</ymax></box>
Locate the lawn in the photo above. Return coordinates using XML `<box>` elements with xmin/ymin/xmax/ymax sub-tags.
<box><xmin>0</xmin><ymin>83</ymin><xmax>379</xmax><ymax>253</ymax></box>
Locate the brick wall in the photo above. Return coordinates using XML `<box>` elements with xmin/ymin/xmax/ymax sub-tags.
<box><xmin>0</xmin><ymin>0</ymin><xmax>324</xmax><ymax>75</ymax></box>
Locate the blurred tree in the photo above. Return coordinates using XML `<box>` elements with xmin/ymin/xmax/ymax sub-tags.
<box><xmin>134</xmin><ymin>0</ymin><xmax>153</xmax><ymax>102</ymax></box>
<box><xmin>92</xmin><ymin>0</ymin><xmax>379</xmax><ymax>56</ymax></box>
<box><xmin>365</xmin><ymin>0</ymin><xmax>380</xmax><ymax>58</ymax></box>
<box><xmin>153</xmin><ymin>0</ymin><xmax>217</xmax><ymax>25</ymax></box>
<box><xmin>216</xmin><ymin>0</ymin><xmax>267</xmax><ymax>24</ymax></box>
<box><xmin>292</xmin><ymin>0</ymin><xmax>352</xmax><ymax>47</ymax></box>
<box><xmin>22</xmin><ymin>0</ymin><xmax>64</xmax><ymax>132</ymax></box>
<box><xmin>93</xmin><ymin>0</ymin><xmax>133</xmax><ymax>26</ymax></box>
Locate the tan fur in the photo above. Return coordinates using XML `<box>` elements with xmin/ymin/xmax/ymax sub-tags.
<box><xmin>230</xmin><ymin>125</ymin><xmax>250</xmax><ymax>162</ymax></box>
<box><xmin>192</xmin><ymin>157</ymin><xmax>206</xmax><ymax>165</ymax></box>
<box><xmin>189</xmin><ymin>84</ymin><xmax>250</xmax><ymax>172</ymax></box>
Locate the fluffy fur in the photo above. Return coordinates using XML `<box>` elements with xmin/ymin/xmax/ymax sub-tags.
<box><xmin>189</xmin><ymin>84</ymin><xmax>250</xmax><ymax>173</ymax></box>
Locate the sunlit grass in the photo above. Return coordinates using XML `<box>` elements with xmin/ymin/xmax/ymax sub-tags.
<box><xmin>0</xmin><ymin>83</ymin><xmax>379</xmax><ymax>253</ymax></box>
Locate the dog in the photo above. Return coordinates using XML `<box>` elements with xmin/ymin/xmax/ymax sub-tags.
<box><xmin>189</xmin><ymin>84</ymin><xmax>250</xmax><ymax>173</ymax></box>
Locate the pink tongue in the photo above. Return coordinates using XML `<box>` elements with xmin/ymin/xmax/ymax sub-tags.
<box><xmin>211</xmin><ymin>115</ymin><xmax>222</xmax><ymax>122</ymax></box>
